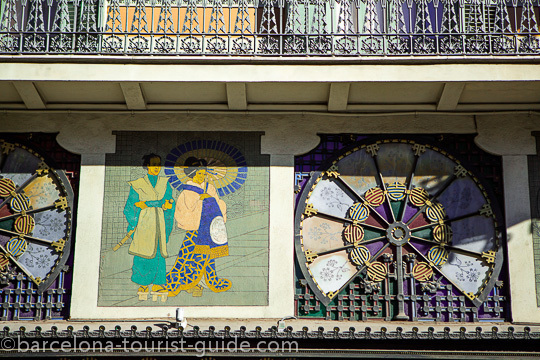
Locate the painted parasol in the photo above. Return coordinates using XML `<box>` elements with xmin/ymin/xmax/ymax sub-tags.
<box><xmin>164</xmin><ymin>140</ymin><xmax>248</xmax><ymax>196</ymax></box>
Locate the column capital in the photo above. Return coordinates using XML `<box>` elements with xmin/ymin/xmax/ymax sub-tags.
<box><xmin>56</xmin><ymin>121</ymin><xmax>116</xmax><ymax>155</ymax></box>
<box><xmin>261</xmin><ymin>130</ymin><xmax>319</xmax><ymax>156</ymax></box>
<box><xmin>475</xmin><ymin>114</ymin><xmax>539</xmax><ymax>156</ymax></box>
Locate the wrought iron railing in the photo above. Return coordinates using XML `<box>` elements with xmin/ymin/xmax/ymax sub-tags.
<box><xmin>0</xmin><ymin>0</ymin><xmax>539</xmax><ymax>56</ymax></box>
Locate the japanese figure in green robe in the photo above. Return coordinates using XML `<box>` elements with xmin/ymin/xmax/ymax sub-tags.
<box><xmin>124</xmin><ymin>154</ymin><xmax>175</xmax><ymax>300</ymax></box>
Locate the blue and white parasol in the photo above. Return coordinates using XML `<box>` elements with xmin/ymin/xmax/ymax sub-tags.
<box><xmin>164</xmin><ymin>140</ymin><xmax>248</xmax><ymax>197</ymax></box>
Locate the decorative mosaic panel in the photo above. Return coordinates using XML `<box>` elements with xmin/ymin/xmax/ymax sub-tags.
<box><xmin>295</xmin><ymin>135</ymin><xmax>507</xmax><ymax>322</ymax></box>
<box><xmin>0</xmin><ymin>133</ymin><xmax>79</xmax><ymax>320</ymax></box>
<box><xmin>98</xmin><ymin>131</ymin><xmax>269</xmax><ymax>306</ymax></box>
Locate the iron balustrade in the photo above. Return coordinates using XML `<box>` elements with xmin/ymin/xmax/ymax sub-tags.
<box><xmin>0</xmin><ymin>0</ymin><xmax>539</xmax><ymax>56</ymax></box>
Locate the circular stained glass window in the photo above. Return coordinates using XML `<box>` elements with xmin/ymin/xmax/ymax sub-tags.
<box><xmin>0</xmin><ymin>139</ymin><xmax>74</xmax><ymax>293</ymax></box>
<box><xmin>295</xmin><ymin>139</ymin><xmax>503</xmax><ymax>320</ymax></box>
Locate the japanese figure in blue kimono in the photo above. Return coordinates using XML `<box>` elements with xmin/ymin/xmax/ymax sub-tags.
<box><xmin>124</xmin><ymin>154</ymin><xmax>174</xmax><ymax>299</ymax></box>
<box><xmin>166</xmin><ymin>157</ymin><xmax>231</xmax><ymax>297</ymax></box>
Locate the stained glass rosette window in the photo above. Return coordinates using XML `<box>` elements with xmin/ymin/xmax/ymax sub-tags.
<box><xmin>295</xmin><ymin>139</ymin><xmax>503</xmax><ymax>320</ymax></box>
<box><xmin>0</xmin><ymin>139</ymin><xmax>74</xmax><ymax>293</ymax></box>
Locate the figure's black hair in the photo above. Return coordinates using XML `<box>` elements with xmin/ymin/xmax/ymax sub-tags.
<box><xmin>184</xmin><ymin>156</ymin><xmax>208</xmax><ymax>178</ymax></box>
<box><xmin>142</xmin><ymin>153</ymin><xmax>161</xmax><ymax>168</ymax></box>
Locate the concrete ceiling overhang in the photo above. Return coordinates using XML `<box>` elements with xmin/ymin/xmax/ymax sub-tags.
<box><xmin>1</xmin><ymin>61</ymin><xmax>540</xmax><ymax>112</ymax></box>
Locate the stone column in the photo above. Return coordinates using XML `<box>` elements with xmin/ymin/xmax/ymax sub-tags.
<box><xmin>56</xmin><ymin>124</ymin><xmax>117</xmax><ymax>320</ymax></box>
<box><xmin>261</xmin><ymin>130</ymin><xmax>320</xmax><ymax>318</ymax></box>
<box><xmin>476</xmin><ymin>114</ymin><xmax>540</xmax><ymax>323</ymax></box>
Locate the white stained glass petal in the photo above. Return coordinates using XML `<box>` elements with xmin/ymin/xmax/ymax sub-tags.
<box><xmin>450</xmin><ymin>216</ymin><xmax>496</xmax><ymax>253</ymax></box>
<box><xmin>302</xmin><ymin>217</ymin><xmax>345</xmax><ymax>253</ymax></box>
<box><xmin>441</xmin><ymin>252</ymin><xmax>490</xmax><ymax>294</ymax></box>
<box><xmin>413</xmin><ymin>148</ymin><xmax>455</xmax><ymax>195</ymax></box>
<box><xmin>377</xmin><ymin>143</ymin><xmax>415</xmax><ymax>185</ymax></box>
<box><xmin>337</xmin><ymin>148</ymin><xmax>378</xmax><ymax>196</ymax></box>
<box><xmin>33</xmin><ymin>209</ymin><xmax>69</xmax><ymax>242</ymax></box>
<box><xmin>24</xmin><ymin>174</ymin><xmax>60</xmax><ymax>209</ymax></box>
<box><xmin>18</xmin><ymin>242</ymin><xmax>58</xmax><ymax>280</ymax></box>
<box><xmin>308</xmin><ymin>179</ymin><xmax>355</xmax><ymax>218</ymax></box>
<box><xmin>309</xmin><ymin>252</ymin><xmax>357</xmax><ymax>294</ymax></box>
<box><xmin>0</xmin><ymin>173</ymin><xmax>35</xmax><ymax>188</ymax></box>
<box><xmin>437</xmin><ymin>177</ymin><xmax>487</xmax><ymax>219</ymax></box>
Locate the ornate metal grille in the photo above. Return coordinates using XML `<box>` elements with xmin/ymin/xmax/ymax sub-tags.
<box><xmin>294</xmin><ymin>134</ymin><xmax>507</xmax><ymax>322</ymax></box>
<box><xmin>0</xmin><ymin>0</ymin><xmax>539</xmax><ymax>55</ymax></box>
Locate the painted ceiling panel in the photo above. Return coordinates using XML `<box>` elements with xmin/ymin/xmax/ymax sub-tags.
<box><xmin>460</xmin><ymin>82</ymin><xmax>540</xmax><ymax>104</ymax></box>
<box><xmin>247</xmin><ymin>83</ymin><xmax>330</xmax><ymax>103</ymax></box>
<box><xmin>0</xmin><ymin>82</ymin><xmax>23</xmax><ymax>103</ymax></box>
<box><xmin>142</xmin><ymin>82</ymin><xmax>227</xmax><ymax>103</ymax></box>
<box><xmin>349</xmin><ymin>82</ymin><xmax>444</xmax><ymax>104</ymax></box>
<box><xmin>35</xmin><ymin>81</ymin><xmax>125</xmax><ymax>104</ymax></box>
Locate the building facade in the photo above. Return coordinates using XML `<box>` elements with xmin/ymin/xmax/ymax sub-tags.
<box><xmin>1</xmin><ymin>0</ymin><xmax>540</xmax><ymax>357</ymax></box>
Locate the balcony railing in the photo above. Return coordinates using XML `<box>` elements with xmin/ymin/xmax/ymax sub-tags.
<box><xmin>0</xmin><ymin>0</ymin><xmax>539</xmax><ymax>56</ymax></box>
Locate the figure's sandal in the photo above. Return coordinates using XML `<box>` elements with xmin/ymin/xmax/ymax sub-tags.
<box><xmin>137</xmin><ymin>285</ymin><xmax>149</xmax><ymax>301</ymax></box>
<box><xmin>151</xmin><ymin>284</ymin><xmax>168</xmax><ymax>302</ymax></box>
<box><xmin>186</xmin><ymin>284</ymin><xmax>203</xmax><ymax>297</ymax></box>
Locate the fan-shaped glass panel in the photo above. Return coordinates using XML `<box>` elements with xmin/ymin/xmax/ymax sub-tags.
<box><xmin>295</xmin><ymin>139</ymin><xmax>504</xmax><ymax>320</ymax></box>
